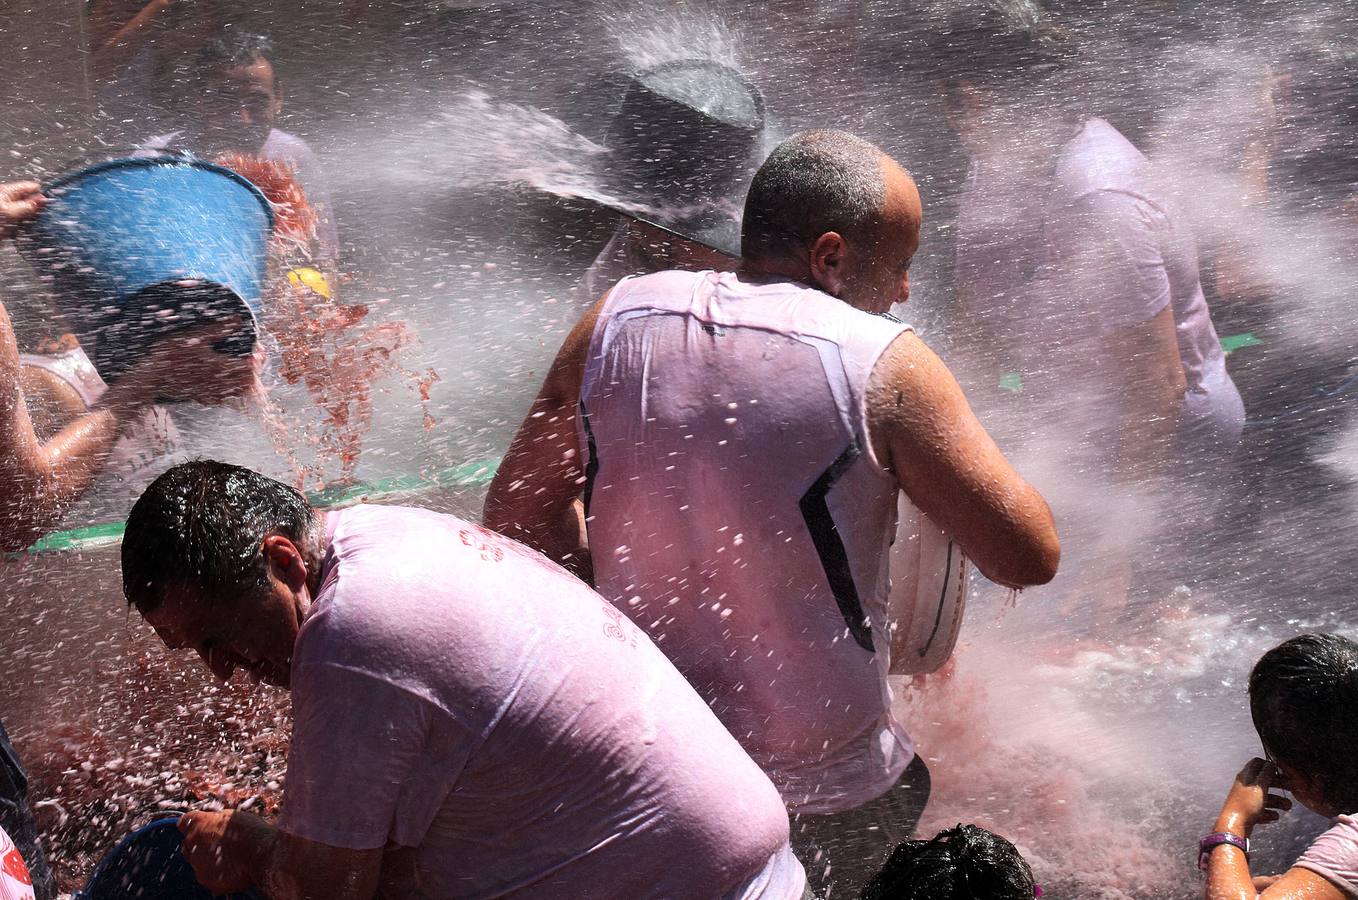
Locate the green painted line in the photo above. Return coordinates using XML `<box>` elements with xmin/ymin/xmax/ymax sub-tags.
<box><xmin>26</xmin><ymin>520</ymin><xmax>126</xmax><ymax>553</ymax></box>
<box><xmin>1220</xmin><ymin>332</ymin><xmax>1262</xmax><ymax>354</ymax></box>
<box><xmin>999</xmin><ymin>372</ymin><xmax>1023</xmax><ymax>393</ymax></box>
<box><xmin>16</xmin><ymin>457</ymin><xmax>502</xmax><ymax>556</ymax></box>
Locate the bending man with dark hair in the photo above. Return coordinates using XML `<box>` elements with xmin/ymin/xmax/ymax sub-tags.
<box><xmin>486</xmin><ymin>129</ymin><xmax>1060</xmax><ymax>896</ymax></box>
<box><xmin>121</xmin><ymin>460</ymin><xmax>807</xmax><ymax>899</ymax></box>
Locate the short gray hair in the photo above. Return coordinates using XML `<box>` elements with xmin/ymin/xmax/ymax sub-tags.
<box><xmin>740</xmin><ymin>130</ymin><xmax>887</xmax><ymax>261</ymax></box>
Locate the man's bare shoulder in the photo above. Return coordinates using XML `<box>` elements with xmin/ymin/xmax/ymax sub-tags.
<box><xmin>865</xmin><ymin>330</ymin><xmax>971</xmax><ymax>466</ymax></box>
<box><xmin>866</xmin><ymin>330</ymin><xmax>957</xmax><ymax>407</ymax></box>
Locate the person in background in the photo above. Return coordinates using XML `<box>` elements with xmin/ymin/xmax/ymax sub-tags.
<box><xmin>1204</xmin><ymin>633</ymin><xmax>1358</xmax><ymax>899</ymax></box>
<box><xmin>140</xmin><ymin>31</ymin><xmax>341</xmax><ymax>269</ymax></box>
<box><xmin>121</xmin><ymin>460</ymin><xmax>806</xmax><ymax>900</ymax></box>
<box><xmin>935</xmin><ymin>3</ymin><xmax>1243</xmax><ymax>628</ymax></box>
<box><xmin>860</xmin><ymin>824</ymin><xmax>1039</xmax><ymax>900</ymax></box>
<box><xmin>486</xmin><ymin>129</ymin><xmax>1059</xmax><ymax>897</ymax></box>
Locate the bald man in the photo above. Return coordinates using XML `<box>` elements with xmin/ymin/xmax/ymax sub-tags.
<box><xmin>485</xmin><ymin>130</ymin><xmax>1060</xmax><ymax>896</ymax></box>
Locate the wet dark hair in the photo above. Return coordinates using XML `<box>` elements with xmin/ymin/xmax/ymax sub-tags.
<box><xmin>122</xmin><ymin>460</ymin><xmax>320</xmax><ymax>612</ymax></box>
<box><xmin>860</xmin><ymin>824</ymin><xmax>1036</xmax><ymax>900</ymax></box>
<box><xmin>195</xmin><ymin>30</ymin><xmax>276</xmax><ymax>75</ymax></box>
<box><xmin>927</xmin><ymin>2</ymin><xmax>1074</xmax><ymax>96</ymax></box>
<box><xmin>740</xmin><ymin>130</ymin><xmax>887</xmax><ymax>261</ymax></box>
<box><xmin>1250</xmin><ymin>633</ymin><xmax>1358</xmax><ymax>813</ymax></box>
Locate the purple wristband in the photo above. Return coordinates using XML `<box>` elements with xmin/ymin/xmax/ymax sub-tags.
<box><xmin>1199</xmin><ymin>832</ymin><xmax>1250</xmax><ymax>871</ymax></box>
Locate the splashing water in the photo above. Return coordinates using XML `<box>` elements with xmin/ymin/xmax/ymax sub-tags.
<box><xmin>214</xmin><ymin>154</ymin><xmax>438</xmax><ymax>488</ymax></box>
<box><xmin>605</xmin><ymin>0</ymin><xmax>743</xmax><ymax>73</ymax></box>
<box><xmin>7</xmin><ymin>3</ymin><xmax>1358</xmax><ymax>898</ymax></box>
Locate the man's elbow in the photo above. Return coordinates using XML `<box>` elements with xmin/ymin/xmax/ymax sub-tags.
<box><xmin>976</xmin><ymin>515</ymin><xmax>1061</xmax><ymax>588</ymax></box>
<box><xmin>1015</xmin><ymin>528</ymin><xmax>1061</xmax><ymax>586</ymax></box>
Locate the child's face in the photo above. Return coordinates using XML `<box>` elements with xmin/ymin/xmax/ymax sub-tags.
<box><xmin>1273</xmin><ymin>756</ymin><xmax>1342</xmax><ymax>818</ymax></box>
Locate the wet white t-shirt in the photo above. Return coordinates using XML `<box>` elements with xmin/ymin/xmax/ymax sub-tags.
<box><xmin>956</xmin><ymin>117</ymin><xmax>1244</xmax><ymax>453</ymax></box>
<box><xmin>580</xmin><ymin>270</ymin><xmax>915</xmax><ymax>814</ymax></box>
<box><xmin>279</xmin><ymin>504</ymin><xmax>805</xmax><ymax>900</ymax></box>
<box><xmin>1297</xmin><ymin>815</ymin><xmax>1358</xmax><ymax>897</ymax></box>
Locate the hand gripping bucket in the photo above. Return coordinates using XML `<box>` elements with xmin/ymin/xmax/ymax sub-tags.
<box><xmin>77</xmin><ymin>818</ymin><xmax>264</xmax><ymax>900</ymax></box>
<box><xmin>17</xmin><ymin>157</ymin><xmax>275</xmax><ymax>381</ymax></box>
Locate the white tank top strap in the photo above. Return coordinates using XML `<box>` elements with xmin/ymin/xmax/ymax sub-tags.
<box><xmin>18</xmin><ymin>346</ymin><xmax>108</xmax><ymax>408</ymax></box>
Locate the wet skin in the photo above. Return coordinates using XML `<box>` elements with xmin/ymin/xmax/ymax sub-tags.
<box><xmin>139</xmin><ymin>530</ymin><xmax>320</xmax><ymax>688</ymax></box>
<box><xmin>735</xmin><ymin>155</ymin><xmax>921</xmax><ymax>315</ymax></box>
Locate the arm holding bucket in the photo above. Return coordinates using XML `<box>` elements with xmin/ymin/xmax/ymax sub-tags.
<box><xmin>866</xmin><ymin>330</ymin><xmax>1060</xmax><ymax>590</ymax></box>
<box><xmin>179</xmin><ymin>809</ymin><xmax>382</xmax><ymax>900</ymax></box>
<box><xmin>483</xmin><ymin>298</ymin><xmax>600</xmax><ymax>583</ymax></box>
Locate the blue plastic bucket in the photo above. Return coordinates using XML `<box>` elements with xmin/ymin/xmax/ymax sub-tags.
<box><xmin>77</xmin><ymin>818</ymin><xmax>265</xmax><ymax>900</ymax></box>
<box><xmin>17</xmin><ymin>157</ymin><xmax>275</xmax><ymax>381</ymax></box>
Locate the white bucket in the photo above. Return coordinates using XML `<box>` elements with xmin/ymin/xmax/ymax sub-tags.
<box><xmin>887</xmin><ymin>495</ymin><xmax>971</xmax><ymax>675</ymax></box>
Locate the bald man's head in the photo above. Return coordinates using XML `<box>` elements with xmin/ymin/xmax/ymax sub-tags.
<box><xmin>742</xmin><ymin>130</ymin><xmax>886</xmax><ymax>260</ymax></box>
<box><xmin>740</xmin><ymin>130</ymin><xmax>922</xmax><ymax>312</ymax></box>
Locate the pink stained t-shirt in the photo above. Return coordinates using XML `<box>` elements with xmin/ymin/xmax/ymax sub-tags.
<box><xmin>1296</xmin><ymin>815</ymin><xmax>1358</xmax><ymax>897</ymax></box>
<box><xmin>278</xmin><ymin>504</ymin><xmax>805</xmax><ymax>900</ymax></box>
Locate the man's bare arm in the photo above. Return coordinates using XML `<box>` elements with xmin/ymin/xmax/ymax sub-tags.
<box><xmin>482</xmin><ymin>298</ymin><xmax>603</xmax><ymax>581</ymax></box>
<box><xmin>867</xmin><ymin>331</ymin><xmax>1060</xmax><ymax>589</ymax></box>
<box><xmin>179</xmin><ymin>810</ymin><xmax>383</xmax><ymax>900</ymax></box>
<box><xmin>1106</xmin><ymin>305</ymin><xmax>1186</xmax><ymax>482</ymax></box>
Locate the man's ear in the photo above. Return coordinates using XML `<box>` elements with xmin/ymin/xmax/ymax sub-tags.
<box><xmin>807</xmin><ymin>231</ymin><xmax>850</xmax><ymax>298</ymax></box>
<box><xmin>261</xmin><ymin>534</ymin><xmax>308</xmax><ymax>590</ymax></box>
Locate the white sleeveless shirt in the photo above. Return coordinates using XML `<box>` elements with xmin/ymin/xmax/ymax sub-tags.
<box><xmin>579</xmin><ymin>269</ymin><xmax>914</xmax><ymax>814</ymax></box>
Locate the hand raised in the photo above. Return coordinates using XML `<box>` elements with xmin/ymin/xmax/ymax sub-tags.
<box><xmin>0</xmin><ymin>181</ymin><xmax>45</xmax><ymax>241</ymax></box>
<box><xmin>1217</xmin><ymin>758</ymin><xmax>1293</xmax><ymax>837</ymax></box>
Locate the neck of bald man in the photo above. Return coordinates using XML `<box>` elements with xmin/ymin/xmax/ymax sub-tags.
<box><xmin>736</xmin><ymin>252</ymin><xmax>824</xmax><ymax>293</ymax></box>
